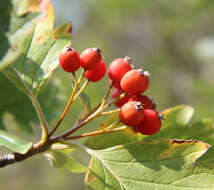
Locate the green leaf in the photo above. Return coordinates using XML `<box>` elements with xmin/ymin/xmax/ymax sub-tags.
<box><xmin>86</xmin><ymin>140</ymin><xmax>213</xmax><ymax>190</ymax></box>
<box><xmin>0</xmin><ymin>0</ymin><xmax>71</xmax><ymax>95</ymax></box>
<box><xmin>186</xmin><ymin>119</ymin><xmax>214</xmax><ymax>162</ymax></box>
<box><xmin>162</xmin><ymin>105</ymin><xmax>194</xmax><ymax>127</ymax></box>
<box><xmin>0</xmin><ymin>72</ymin><xmax>62</xmax><ymax>134</ymax></box>
<box><xmin>0</xmin><ymin>0</ymin><xmax>40</xmax><ymax>70</ymax></box>
<box><xmin>45</xmin><ymin>149</ymin><xmax>87</xmax><ymax>173</ymax></box>
<box><xmin>0</xmin><ymin>129</ymin><xmax>32</xmax><ymax>154</ymax></box>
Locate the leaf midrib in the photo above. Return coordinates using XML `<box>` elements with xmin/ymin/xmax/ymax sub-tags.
<box><xmin>93</xmin><ymin>151</ymin><xmax>128</xmax><ymax>190</ymax></box>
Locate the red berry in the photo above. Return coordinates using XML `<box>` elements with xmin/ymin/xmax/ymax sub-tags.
<box><xmin>112</xmin><ymin>88</ymin><xmax>132</xmax><ymax>107</ymax></box>
<box><xmin>84</xmin><ymin>60</ymin><xmax>107</xmax><ymax>82</ymax></box>
<box><xmin>108</xmin><ymin>56</ymin><xmax>133</xmax><ymax>83</ymax></box>
<box><xmin>136</xmin><ymin>109</ymin><xmax>161</xmax><ymax>135</ymax></box>
<box><xmin>80</xmin><ymin>48</ymin><xmax>102</xmax><ymax>70</ymax></box>
<box><xmin>109</xmin><ymin>78</ymin><xmax>121</xmax><ymax>89</ymax></box>
<box><xmin>59</xmin><ymin>47</ymin><xmax>81</xmax><ymax>72</ymax></box>
<box><xmin>129</xmin><ymin>95</ymin><xmax>156</xmax><ymax>109</ymax></box>
<box><xmin>119</xmin><ymin>101</ymin><xmax>144</xmax><ymax>127</ymax></box>
<box><xmin>121</xmin><ymin>69</ymin><xmax>149</xmax><ymax>95</ymax></box>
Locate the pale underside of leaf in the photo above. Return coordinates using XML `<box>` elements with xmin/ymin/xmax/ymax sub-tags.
<box><xmin>45</xmin><ymin>148</ymin><xmax>87</xmax><ymax>173</ymax></box>
<box><xmin>0</xmin><ymin>129</ymin><xmax>32</xmax><ymax>154</ymax></box>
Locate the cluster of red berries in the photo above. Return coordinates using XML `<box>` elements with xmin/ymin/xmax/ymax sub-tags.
<box><xmin>59</xmin><ymin>46</ymin><xmax>162</xmax><ymax>135</ymax></box>
<box><xmin>108</xmin><ymin>57</ymin><xmax>162</xmax><ymax>135</ymax></box>
<box><xmin>59</xmin><ymin>47</ymin><xmax>106</xmax><ymax>82</ymax></box>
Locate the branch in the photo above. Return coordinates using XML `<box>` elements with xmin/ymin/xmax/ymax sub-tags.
<box><xmin>0</xmin><ymin>140</ymin><xmax>57</xmax><ymax>168</ymax></box>
<box><xmin>48</xmin><ymin>72</ymin><xmax>78</xmax><ymax>137</ymax></box>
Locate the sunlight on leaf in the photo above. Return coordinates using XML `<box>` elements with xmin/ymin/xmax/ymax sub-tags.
<box><xmin>0</xmin><ymin>0</ymin><xmax>71</xmax><ymax>95</ymax></box>
<box><xmin>0</xmin><ymin>129</ymin><xmax>32</xmax><ymax>154</ymax></box>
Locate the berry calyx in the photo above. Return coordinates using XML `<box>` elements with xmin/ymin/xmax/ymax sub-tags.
<box><xmin>80</xmin><ymin>48</ymin><xmax>102</xmax><ymax>70</ymax></box>
<box><xmin>59</xmin><ymin>47</ymin><xmax>81</xmax><ymax>72</ymax></box>
<box><xmin>129</xmin><ymin>95</ymin><xmax>156</xmax><ymax>109</ymax></box>
<box><xmin>119</xmin><ymin>101</ymin><xmax>144</xmax><ymax>127</ymax></box>
<box><xmin>112</xmin><ymin>88</ymin><xmax>132</xmax><ymax>107</ymax></box>
<box><xmin>136</xmin><ymin>109</ymin><xmax>161</xmax><ymax>135</ymax></box>
<box><xmin>120</xmin><ymin>69</ymin><xmax>149</xmax><ymax>95</ymax></box>
<box><xmin>84</xmin><ymin>60</ymin><xmax>107</xmax><ymax>82</ymax></box>
<box><xmin>108</xmin><ymin>56</ymin><xmax>133</xmax><ymax>83</ymax></box>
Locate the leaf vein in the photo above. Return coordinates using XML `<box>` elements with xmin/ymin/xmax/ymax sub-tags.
<box><xmin>119</xmin><ymin>176</ymin><xmax>214</xmax><ymax>189</ymax></box>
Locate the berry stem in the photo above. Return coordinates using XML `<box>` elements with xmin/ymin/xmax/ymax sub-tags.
<box><xmin>73</xmin><ymin>79</ymin><xmax>89</xmax><ymax>101</ymax></box>
<box><xmin>103</xmin><ymin>92</ymin><xmax>125</xmax><ymax>110</ymax></box>
<box><xmin>52</xmin><ymin>107</ymin><xmax>101</xmax><ymax>139</ymax></box>
<box><xmin>99</xmin><ymin>109</ymin><xmax>120</xmax><ymax>116</ymax></box>
<box><xmin>76</xmin><ymin>83</ymin><xmax>115</xmax><ymax>121</ymax></box>
<box><xmin>99</xmin><ymin>82</ymin><xmax>115</xmax><ymax>108</ymax></box>
<box><xmin>48</xmin><ymin>72</ymin><xmax>78</xmax><ymax>137</ymax></box>
<box><xmin>50</xmin><ymin>83</ymin><xmax>116</xmax><ymax>140</ymax></box>
<box><xmin>77</xmin><ymin>69</ymin><xmax>86</xmax><ymax>85</ymax></box>
<box><xmin>64</xmin><ymin>126</ymin><xmax>128</xmax><ymax>140</ymax></box>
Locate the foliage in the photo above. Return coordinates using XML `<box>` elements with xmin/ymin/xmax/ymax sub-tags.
<box><xmin>0</xmin><ymin>0</ymin><xmax>214</xmax><ymax>190</ymax></box>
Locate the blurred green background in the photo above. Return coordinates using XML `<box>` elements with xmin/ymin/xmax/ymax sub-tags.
<box><xmin>1</xmin><ymin>0</ymin><xmax>214</xmax><ymax>189</ymax></box>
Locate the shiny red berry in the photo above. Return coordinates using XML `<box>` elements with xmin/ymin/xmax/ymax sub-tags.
<box><xmin>80</xmin><ymin>48</ymin><xmax>102</xmax><ymax>70</ymax></box>
<box><xmin>136</xmin><ymin>109</ymin><xmax>161</xmax><ymax>135</ymax></box>
<box><xmin>112</xmin><ymin>88</ymin><xmax>132</xmax><ymax>107</ymax></box>
<box><xmin>109</xmin><ymin>78</ymin><xmax>121</xmax><ymax>89</ymax></box>
<box><xmin>108</xmin><ymin>56</ymin><xmax>133</xmax><ymax>83</ymax></box>
<box><xmin>84</xmin><ymin>60</ymin><xmax>107</xmax><ymax>82</ymax></box>
<box><xmin>119</xmin><ymin>101</ymin><xmax>144</xmax><ymax>127</ymax></box>
<box><xmin>59</xmin><ymin>47</ymin><xmax>81</xmax><ymax>72</ymax></box>
<box><xmin>121</xmin><ymin>69</ymin><xmax>149</xmax><ymax>94</ymax></box>
<box><xmin>129</xmin><ymin>95</ymin><xmax>156</xmax><ymax>109</ymax></box>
